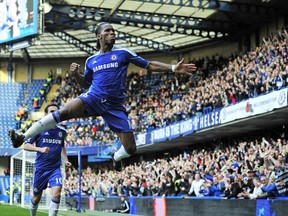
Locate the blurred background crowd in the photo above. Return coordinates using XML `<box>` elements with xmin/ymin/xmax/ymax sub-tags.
<box><xmin>64</xmin><ymin>125</ymin><xmax>288</xmax><ymax>199</ymax></box>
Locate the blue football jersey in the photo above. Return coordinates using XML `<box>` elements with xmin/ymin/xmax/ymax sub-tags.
<box><xmin>25</xmin><ymin>125</ymin><xmax>66</xmax><ymax>170</ymax></box>
<box><xmin>84</xmin><ymin>46</ymin><xmax>150</xmax><ymax>103</ymax></box>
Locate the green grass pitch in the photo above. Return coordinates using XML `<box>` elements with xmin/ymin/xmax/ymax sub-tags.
<box><xmin>0</xmin><ymin>204</ymin><xmax>46</xmax><ymax>216</ymax></box>
<box><xmin>0</xmin><ymin>204</ymin><xmax>134</xmax><ymax>216</ymax></box>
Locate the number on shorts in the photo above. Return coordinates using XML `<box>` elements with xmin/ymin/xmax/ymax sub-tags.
<box><xmin>55</xmin><ymin>177</ymin><xmax>62</xmax><ymax>185</ymax></box>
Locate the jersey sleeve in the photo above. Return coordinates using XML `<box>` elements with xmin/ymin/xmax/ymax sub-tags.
<box><xmin>125</xmin><ymin>48</ymin><xmax>150</xmax><ymax>68</ymax></box>
<box><xmin>24</xmin><ymin>135</ymin><xmax>39</xmax><ymax>146</ymax></box>
<box><xmin>84</xmin><ymin>59</ymin><xmax>93</xmax><ymax>83</ymax></box>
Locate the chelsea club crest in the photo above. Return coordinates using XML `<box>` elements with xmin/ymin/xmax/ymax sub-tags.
<box><xmin>111</xmin><ymin>54</ymin><xmax>117</xmax><ymax>61</ymax></box>
<box><xmin>58</xmin><ymin>132</ymin><xmax>63</xmax><ymax>137</ymax></box>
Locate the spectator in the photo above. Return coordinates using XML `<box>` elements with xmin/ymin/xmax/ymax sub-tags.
<box><xmin>264</xmin><ymin>149</ymin><xmax>288</xmax><ymax>196</ymax></box>
<box><xmin>105</xmin><ymin>196</ymin><xmax>130</xmax><ymax>214</ymax></box>
<box><xmin>224</xmin><ymin>176</ymin><xmax>243</xmax><ymax>199</ymax></box>
<box><xmin>188</xmin><ymin>173</ymin><xmax>205</xmax><ymax>197</ymax></box>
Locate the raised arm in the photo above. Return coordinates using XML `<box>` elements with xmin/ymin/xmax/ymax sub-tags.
<box><xmin>268</xmin><ymin>155</ymin><xmax>282</xmax><ymax>169</ymax></box>
<box><xmin>147</xmin><ymin>58</ymin><xmax>196</xmax><ymax>75</ymax></box>
<box><xmin>264</xmin><ymin>156</ymin><xmax>274</xmax><ymax>171</ymax></box>
<box><xmin>69</xmin><ymin>62</ymin><xmax>91</xmax><ymax>89</ymax></box>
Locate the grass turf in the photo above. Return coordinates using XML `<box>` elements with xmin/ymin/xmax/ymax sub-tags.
<box><xmin>0</xmin><ymin>204</ymin><xmax>46</xmax><ymax>216</ymax></box>
<box><xmin>0</xmin><ymin>204</ymin><xmax>137</xmax><ymax>216</ymax></box>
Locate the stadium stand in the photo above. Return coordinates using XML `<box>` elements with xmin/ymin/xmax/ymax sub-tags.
<box><xmin>0</xmin><ymin>82</ymin><xmax>25</xmax><ymax>147</ymax></box>
<box><xmin>24</xmin><ymin>79</ymin><xmax>46</xmax><ymax>111</ymax></box>
<box><xmin>64</xmin><ymin>126</ymin><xmax>288</xmax><ymax>199</ymax></box>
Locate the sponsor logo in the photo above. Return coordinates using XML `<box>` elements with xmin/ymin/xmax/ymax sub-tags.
<box><xmin>220</xmin><ymin>109</ymin><xmax>226</xmax><ymax>121</ymax></box>
<box><xmin>278</xmin><ymin>90</ymin><xmax>286</xmax><ymax>106</ymax></box>
<box><xmin>45</xmin><ymin>132</ymin><xmax>49</xmax><ymax>136</ymax></box>
<box><xmin>92</xmin><ymin>62</ymin><xmax>119</xmax><ymax>72</ymax></box>
<box><xmin>245</xmin><ymin>101</ymin><xmax>253</xmax><ymax>113</ymax></box>
<box><xmin>43</xmin><ymin>138</ymin><xmax>62</xmax><ymax>144</ymax></box>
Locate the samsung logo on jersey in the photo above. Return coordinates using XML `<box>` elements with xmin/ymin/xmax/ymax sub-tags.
<box><xmin>43</xmin><ymin>138</ymin><xmax>62</xmax><ymax>145</ymax></box>
<box><xmin>93</xmin><ymin>62</ymin><xmax>119</xmax><ymax>72</ymax></box>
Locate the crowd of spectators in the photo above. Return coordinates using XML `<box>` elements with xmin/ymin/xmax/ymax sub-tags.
<box><xmin>15</xmin><ymin>104</ymin><xmax>29</xmax><ymax>130</ymax></box>
<box><xmin>125</xmin><ymin>28</ymin><xmax>288</xmax><ymax>133</ymax></box>
<box><xmin>64</xmin><ymin>126</ymin><xmax>288</xmax><ymax>199</ymax></box>
<box><xmin>64</xmin><ymin>118</ymin><xmax>118</xmax><ymax>147</ymax></box>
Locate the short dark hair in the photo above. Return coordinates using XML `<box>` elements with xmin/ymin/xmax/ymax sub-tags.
<box><xmin>44</xmin><ymin>103</ymin><xmax>59</xmax><ymax>114</ymax></box>
<box><xmin>94</xmin><ymin>22</ymin><xmax>109</xmax><ymax>35</ymax></box>
<box><xmin>118</xmin><ymin>179</ymin><xmax>124</xmax><ymax>185</ymax></box>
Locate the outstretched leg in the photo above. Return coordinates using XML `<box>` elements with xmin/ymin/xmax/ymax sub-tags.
<box><xmin>9</xmin><ymin>98</ymin><xmax>87</xmax><ymax>147</ymax></box>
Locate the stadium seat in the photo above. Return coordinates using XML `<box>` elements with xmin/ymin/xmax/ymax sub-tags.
<box><xmin>0</xmin><ymin>83</ymin><xmax>25</xmax><ymax>149</ymax></box>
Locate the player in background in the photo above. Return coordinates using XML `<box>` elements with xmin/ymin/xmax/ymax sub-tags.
<box><xmin>9</xmin><ymin>22</ymin><xmax>197</xmax><ymax>171</ymax></box>
<box><xmin>105</xmin><ymin>195</ymin><xmax>130</xmax><ymax>214</ymax></box>
<box><xmin>23</xmin><ymin>103</ymin><xmax>71</xmax><ymax>216</ymax></box>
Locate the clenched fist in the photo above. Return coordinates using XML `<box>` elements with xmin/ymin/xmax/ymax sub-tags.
<box><xmin>70</xmin><ymin>62</ymin><xmax>80</xmax><ymax>75</ymax></box>
<box><xmin>40</xmin><ymin>147</ymin><xmax>50</xmax><ymax>153</ymax></box>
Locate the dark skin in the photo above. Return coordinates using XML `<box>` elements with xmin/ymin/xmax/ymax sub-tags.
<box><xmin>66</xmin><ymin>23</ymin><xmax>197</xmax><ymax>155</ymax></box>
